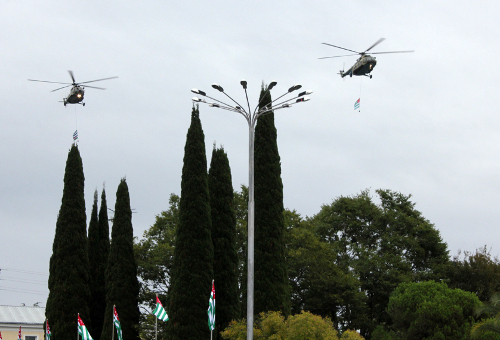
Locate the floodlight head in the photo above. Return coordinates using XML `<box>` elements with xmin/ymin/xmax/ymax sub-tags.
<box><xmin>268</xmin><ymin>81</ymin><xmax>277</xmax><ymax>90</ymax></box>
<box><xmin>296</xmin><ymin>96</ymin><xmax>310</xmax><ymax>103</ymax></box>
<box><xmin>191</xmin><ymin>88</ymin><xmax>207</xmax><ymax>96</ymax></box>
<box><xmin>288</xmin><ymin>84</ymin><xmax>302</xmax><ymax>92</ymax></box>
<box><xmin>212</xmin><ymin>83</ymin><xmax>224</xmax><ymax>92</ymax></box>
<box><xmin>192</xmin><ymin>97</ymin><xmax>201</xmax><ymax>102</ymax></box>
<box><xmin>240</xmin><ymin>80</ymin><xmax>247</xmax><ymax>89</ymax></box>
<box><xmin>298</xmin><ymin>90</ymin><xmax>313</xmax><ymax>97</ymax></box>
<box><xmin>282</xmin><ymin>104</ymin><xmax>291</xmax><ymax>108</ymax></box>
<box><xmin>209</xmin><ymin>103</ymin><xmax>220</xmax><ymax>107</ymax></box>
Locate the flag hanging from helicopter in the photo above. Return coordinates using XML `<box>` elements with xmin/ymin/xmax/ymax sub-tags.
<box><xmin>354</xmin><ymin>98</ymin><xmax>360</xmax><ymax>110</ymax></box>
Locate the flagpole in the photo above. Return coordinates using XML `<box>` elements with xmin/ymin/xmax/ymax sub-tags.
<box><xmin>155</xmin><ymin>294</ymin><xmax>158</xmax><ymax>340</ymax></box>
<box><xmin>112</xmin><ymin>306</ymin><xmax>115</xmax><ymax>340</ymax></box>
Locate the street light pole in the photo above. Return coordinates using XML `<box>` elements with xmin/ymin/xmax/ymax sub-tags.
<box><xmin>191</xmin><ymin>81</ymin><xmax>311</xmax><ymax>340</ymax></box>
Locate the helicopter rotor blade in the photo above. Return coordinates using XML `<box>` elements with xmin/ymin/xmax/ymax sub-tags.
<box><xmin>79</xmin><ymin>76</ymin><xmax>118</xmax><ymax>85</ymax></box>
<box><xmin>318</xmin><ymin>53</ymin><xmax>360</xmax><ymax>59</ymax></box>
<box><xmin>82</xmin><ymin>85</ymin><xmax>107</xmax><ymax>90</ymax></box>
<box><xmin>322</xmin><ymin>43</ymin><xmax>359</xmax><ymax>54</ymax></box>
<box><xmin>28</xmin><ymin>79</ymin><xmax>73</xmax><ymax>85</ymax></box>
<box><xmin>51</xmin><ymin>85</ymin><xmax>73</xmax><ymax>92</ymax></box>
<box><xmin>68</xmin><ymin>70</ymin><xmax>76</xmax><ymax>83</ymax></box>
<box><xmin>364</xmin><ymin>38</ymin><xmax>385</xmax><ymax>53</ymax></box>
<box><xmin>369</xmin><ymin>50</ymin><xmax>415</xmax><ymax>55</ymax></box>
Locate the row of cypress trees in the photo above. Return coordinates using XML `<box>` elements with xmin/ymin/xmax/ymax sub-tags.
<box><xmin>167</xmin><ymin>85</ymin><xmax>290</xmax><ymax>339</ymax></box>
<box><xmin>46</xmin><ymin>145</ymin><xmax>140</xmax><ymax>340</ymax></box>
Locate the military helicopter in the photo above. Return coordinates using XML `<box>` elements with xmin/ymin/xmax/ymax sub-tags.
<box><xmin>28</xmin><ymin>71</ymin><xmax>118</xmax><ymax>106</ymax></box>
<box><xmin>319</xmin><ymin>38</ymin><xmax>414</xmax><ymax>79</ymax></box>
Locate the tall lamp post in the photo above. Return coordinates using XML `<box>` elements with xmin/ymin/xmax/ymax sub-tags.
<box><xmin>191</xmin><ymin>80</ymin><xmax>312</xmax><ymax>339</ymax></box>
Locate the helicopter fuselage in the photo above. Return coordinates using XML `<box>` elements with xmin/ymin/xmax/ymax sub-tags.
<box><xmin>64</xmin><ymin>85</ymin><xmax>85</xmax><ymax>106</ymax></box>
<box><xmin>341</xmin><ymin>55</ymin><xmax>377</xmax><ymax>78</ymax></box>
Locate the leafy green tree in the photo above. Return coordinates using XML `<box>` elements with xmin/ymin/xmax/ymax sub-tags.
<box><xmin>284</xmin><ymin>210</ymin><xmax>366</xmax><ymax>332</ymax></box>
<box><xmin>220</xmin><ymin>311</ymin><xmax>340</xmax><ymax>340</ymax></box>
<box><xmin>101</xmin><ymin>179</ymin><xmax>140</xmax><ymax>340</ymax></box>
<box><xmin>208</xmin><ymin>146</ymin><xmax>240</xmax><ymax>338</ymax></box>
<box><xmin>135</xmin><ymin>194</ymin><xmax>179</xmax><ymax>340</ymax></box>
<box><xmin>387</xmin><ymin>281</ymin><xmax>480</xmax><ymax>340</ymax></box>
<box><xmin>446</xmin><ymin>246</ymin><xmax>500</xmax><ymax>302</ymax></box>
<box><xmin>471</xmin><ymin>293</ymin><xmax>500</xmax><ymax>339</ymax></box>
<box><xmin>88</xmin><ymin>189</ymin><xmax>110</xmax><ymax>340</ymax></box>
<box><xmin>253</xmin><ymin>85</ymin><xmax>290</xmax><ymax>316</ymax></box>
<box><xmin>46</xmin><ymin>144</ymin><xmax>91</xmax><ymax>340</ymax></box>
<box><xmin>167</xmin><ymin>106</ymin><xmax>213</xmax><ymax>340</ymax></box>
<box><xmin>313</xmin><ymin>189</ymin><xmax>449</xmax><ymax>336</ymax></box>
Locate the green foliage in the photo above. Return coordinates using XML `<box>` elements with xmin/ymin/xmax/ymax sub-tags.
<box><xmin>471</xmin><ymin>293</ymin><xmax>500</xmax><ymax>339</ymax></box>
<box><xmin>284</xmin><ymin>210</ymin><xmax>366</xmax><ymax>332</ymax></box>
<box><xmin>446</xmin><ymin>246</ymin><xmax>500</xmax><ymax>302</ymax></box>
<box><xmin>313</xmin><ymin>189</ymin><xmax>449</xmax><ymax>335</ymax></box>
<box><xmin>220</xmin><ymin>311</ymin><xmax>339</xmax><ymax>340</ymax></box>
<box><xmin>253</xmin><ymin>85</ymin><xmax>290</xmax><ymax>316</ymax></box>
<box><xmin>340</xmin><ymin>330</ymin><xmax>365</xmax><ymax>340</ymax></box>
<box><xmin>88</xmin><ymin>189</ymin><xmax>110</xmax><ymax>339</ymax></box>
<box><xmin>101</xmin><ymin>179</ymin><xmax>140</xmax><ymax>340</ymax></box>
<box><xmin>209</xmin><ymin>146</ymin><xmax>240</xmax><ymax>339</ymax></box>
<box><xmin>167</xmin><ymin>106</ymin><xmax>213</xmax><ymax>340</ymax></box>
<box><xmin>386</xmin><ymin>281</ymin><xmax>480</xmax><ymax>340</ymax></box>
<box><xmin>46</xmin><ymin>144</ymin><xmax>91</xmax><ymax>340</ymax></box>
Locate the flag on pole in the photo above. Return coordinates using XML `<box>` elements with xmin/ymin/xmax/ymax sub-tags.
<box><xmin>78</xmin><ymin>315</ymin><xmax>93</xmax><ymax>340</ymax></box>
<box><xmin>152</xmin><ymin>296</ymin><xmax>169</xmax><ymax>322</ymax></box>
<box><xmin>46</xmin><ymin>320</ymin><xmax>51</xmax><ymax>340</ymax></box>
<box><xmin>207</xmin><ymin>280</ymin><xmax>215</xmax><ymax>331</ymax></box>
<box><xmin>18</xmin><ymin>326</ymin><xmax>22</xmax><ymax>340</ymax></box>
<box><xmin>354</xmin><ymin>98</ymin><xmax>360</xmax><ymax>110</ymax></box>
<box><xmin>73</xmin><ymin>130</ymin><xmax>78</xmax><ymax>140</ymax></box>
<box><xmin>113</xmin><ymin>306</ymin><xmax>123</xmax><ymax>340</ymax></box>
<box><xmin>0</xmin><ymin>331</ymin><xmax>3</xmax><ymax>340</ymax></box>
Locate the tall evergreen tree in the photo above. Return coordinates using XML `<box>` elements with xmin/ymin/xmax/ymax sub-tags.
<box><xmin>253</xmin><ymin>85</ymin><xmax>291</xmax><ymax>316</ymax></box>
<box><xmin>208</xmin><ymin>146</ymin><xmax>239</xmax><ymax>339</ymax></box>
<box><xmin>88</xmin><ymin>188</ymin><xmax>110</xmax><ymax>340</ymax></box>
<box><xmin>46</xmin><ymin>144</ymin><xmax>91</xmax><ymax>340</ymax></box>
<box><xmin>167</xmin><ymin>106</ymin><xmax>214</xmax><ymax>340</ymax></box>
<box><xmin>101</xmin><ymin>179</ymin><xmax>140</xmax><ymax>340</ymax></box>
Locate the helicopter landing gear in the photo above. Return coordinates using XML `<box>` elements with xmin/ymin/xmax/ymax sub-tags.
<box><xmin>370</xmin><ymin>75</ymin><xmax>372</xmax><ymax>79</ymax></box>
<box><xmin>83</xmin><ymin>103</ymin><xmax>85</xmax><ymax>106</ymax></box>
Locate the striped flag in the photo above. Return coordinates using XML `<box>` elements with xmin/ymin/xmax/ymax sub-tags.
<box><xmin>73</xmin><ymin>130</ymin><xmax>78</xmax><ymax>140</ymax></box>
<box><xmin>18</xmin><ymin>327</ymin><xmax>21</xmax><ymax>340</ymax></box>
<box><xmin>77</xmin><ymin>315</ymin><xmax>93</xmax><ymax>340</ymax></box>
<box><xmin>354</xmin><ymin>98</ymin><xmax>360</xmax><ymax>110</ymax></box>
<box><xmin>153</xmin><ymin>296</ymin><xmax>169</xmax><ymax>322</ymax></box>
<box><xmin>113</xmin><ymin>306</ymin><xmax>123</xmax><ymax>340</ymax></box>
<box><xmin>207</xmin><ymin>280</ymin><xmax>215</xmax><ymax>331</ymax></box>
<box><xmin>46</xmin><ymin>320</ymin><xmax>51</xmax><ymax>340</ymax></box>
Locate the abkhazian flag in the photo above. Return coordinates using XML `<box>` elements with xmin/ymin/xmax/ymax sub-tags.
<box><xmin>153</xmin><ymin>296</ymin><xmax>169</xmax><ymax>322</ymax></box>
<box><xmin>354</xmin><ymin>98</ymin><xmax>360</xmax><ymax>110</ymax></box>
<box><xmin>78</xmin><ymin>315</ymin><xmax>93</xmax><ymax>340</ymax></box>
<box><xmin>113</xmin><ymin>306</ymin><xmax>123</xmax><ymax>340</ymax></box>
<box><xmin>46</xmin><ymin>320</ymin><xmax>51</xmax><ymax>340</ymax></box>
<box><xmin>18</xmin><ymin>326</ymin><xmax>21</xmax><ymax>340</ymax></box>
<box><xmin>207</xmin><ymin>280</ymin><xmax>215</xmax><ymax>331</ymax></box>
<box><xmin>73</xmin><ymin>130</ymin><xmax>78</xmax><ymax>140</ymax></box>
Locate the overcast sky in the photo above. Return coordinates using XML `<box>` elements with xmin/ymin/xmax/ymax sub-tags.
<box><xmin>1</xmin><ymin>0</ymin><xmax>499</xmax><ymax>307</ymax></box>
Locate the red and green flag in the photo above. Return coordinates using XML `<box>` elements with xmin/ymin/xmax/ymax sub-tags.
<box><xmin>77</xmin><ymin>315</ymin><xmax>93</xmax><ymax>340</ymax></box>
<box><xmin>207</xmin><ymin>280</ymin><xmax>215</xmax><ymax>331</ymax></box>
<box><xmin>153</xmin><ymin>296</ymin><xmax>168</xmax><ymax>322</ymax></box>
<box><xmin>113</xmin><ymin>306</ymin><xmax>123</xmax><ymax>340</ymax></box>
<box><xmin>46</xmin><ymin>320</ymin><xmax>51</xmax><ymax>340</ymax></box>
<box><xmin>18</xmin><ymin>327</ymin><xmax>21</xmax><ymax>340</ymax></box>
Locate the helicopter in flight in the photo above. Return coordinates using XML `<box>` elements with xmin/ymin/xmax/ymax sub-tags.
<box><xmin>319</xmin><ymin>38</ymin><xmax>414</xmax><ymax>79</ymax></box>
<box><xmin>28</xmin><ymin>71</ymin><xmax>118</xmax><ymax>106</ymax></box>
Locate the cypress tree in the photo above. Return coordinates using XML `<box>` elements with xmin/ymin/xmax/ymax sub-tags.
<box><xmin>208</xmin><ymin>146</ymin><xmax>239</xmax><ymax>339</ymax></box>
<box><xmin>167</xmin><ymin>106</ymin><xmax>213</xmax><ymax>340</ymax></box>
<box><xmin>88</xmin><ymin>188</ymin><xmax>110</xmax><ymax>340</ymax></box>
<box><xmin>253</xmin><ymin>85</ymin><xmax>291</xmax><ymax>316</ymax></box>
<box><xmin>46</xmin><ymin>144</ymin><xmax>91</xmax><ymax>340</ymax></box>
<box><xmin>101</xmin><ymin>179</ymin><xmax>140</xmax><ymax>340</ymax></box>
